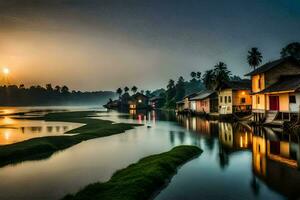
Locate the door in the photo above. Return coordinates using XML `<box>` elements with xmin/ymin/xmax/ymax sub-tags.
<box><xmin>269</xmin><ymin>96</ymin><xmax>279</xmax><ymax>111</ymax></box>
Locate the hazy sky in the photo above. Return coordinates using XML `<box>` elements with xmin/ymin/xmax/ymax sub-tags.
<box><xmin>0</xmin><ymin>0</ymin><xmax>299</xmax><ymax>91</ymax></box>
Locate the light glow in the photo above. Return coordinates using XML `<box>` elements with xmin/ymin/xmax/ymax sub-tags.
<box><xmin>3</xmin><ymin>67</ymin><xmax>10</xmax><ymax>75</ymax></box>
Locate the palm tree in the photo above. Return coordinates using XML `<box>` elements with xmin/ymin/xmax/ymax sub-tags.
<box><xmin>116</xmin><ymin>88</ymin><xmax>123</xmax><ymax>98</ymax></box>
<box><xmin>214</xmin><ymin>62</ymin><xmax>231</xmax><ymax>84</ymax></box>
<box><xmin>281</xmin><ymin>42</ymin><xmax>300</xmax><ymax>59</ymax></box>
<box><xmin>131</xmin><ymin>86</ymin><xmax>138</xmax><ymax>94</ymax></box>
<box><xmin>202</xmin><ymin>69</ymin><xmax>216</xmax><ymax>90</ymax></box>
<box><xmin>247</xmin><ymin>47</ymin><xmax>263</xmax><ymax>70</ymax></box>
<box><xmin>124</xmin><ymin>86</ymin><xmax>129</xmax><ymax>93</ymax></box>
<box><xmin>190</xmin><ymin>71</ymin><xmax>196</xmax><ymax>80</ymax></box>
<box><xmin>196</xmin><ymin>72</ymin><xmax>202</xmax><ymax>80</ymax></box>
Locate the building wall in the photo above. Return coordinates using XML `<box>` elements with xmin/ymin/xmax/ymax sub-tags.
<box><xmin>252</xmin><ymin>74</ymin><xmax>266</xmax><ymax>93</ymax></box>
<box><xmin>289</xmin><ymin>93</ymin><xmax>300</xmax><ymax>112</ymax></box>
<box><xmin>252</xmin><ymin>94</ymin><xmax>266</xmax><ymax>111</ymax></box>
<box><xmin>232</xmin><ymin>90</ymin><xmax>252</xmax><ymax>106</ymax></box>
<box><xmin>184</xmin><ymin>97</ymin><xmax>189</xmax><ymax>110</ymax></box>
<box><xmin>195</xmin><ymin>98</ymin><xmax>210</xmax><ymax>113</ymax></box>
<box><xmin>266</xmin><ymin>93</ymin><xmax>289</xmax><ymax>112</ymax></box>
<box><xmin>219</xmin><ymin>89</ymin><xmax>233</xmax><ymax>114</ymax></box>
<box><xmin>190</xmin><ymin>100</ymin><xmax>197</xmax><ymax>111</ymax></box>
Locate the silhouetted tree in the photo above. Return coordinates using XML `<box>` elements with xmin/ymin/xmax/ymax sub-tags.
<box><xmin>190</xmin><ymin>71</ymin><xmax>196</xmax><ymax>81</ymax></box>
<box><xmin>231</xmin><ymin>75</ymin><xmax>242</xmax><ymax>81</ymax></box>
<box><xmin>214</xmin><ymin>62</ymin><xmax>231</xmax><ymax>87</ymax></box>
<box><xmin>46</xmin><ymin>84</ymin><xmax>53</xmax><ymax>92</ymax></box>
<box><xmin>196</xmin><ymin>72</ymin><xmax>202</xmax><ymax>80</ymax></box>
<box><xmin>165</xmin><ymin>79</ymin><xmax>176</xmax><ymax>108</ymax></box>
<box><xmin>175</xmin><ymin>76</ymin><xmax>186</xmax><ymax>101</ymax></box>
<box><xmin>140</xmin><ymin>90</ymin><xmax>144</xmax><ymax>94</ymax></box>
<box><xmin>202</xmin><ymin>69</ymin><xmax>215</xmax><ymax>90</ymax></box>
<box><xmin>131</xmin><ymin>86</ymin><xmax>138</xmax><ymax>94</ymax></box>
<box><xmin>124</xmin><ymin>86</ymin><xmax>129</xmax><ymax>93</ymax></box>
<box><xmin>116</xmin><ymin>88</ymin><xmax>123</xmax><ymax>98</ymax></box>
<box><xmin>145</xmin><ymin>90</ymin><xmax>151</xmax><ymax>97</ymax></box>
<box><xmin>247</xmin><ymin>47</ymin><xmax>263</xmax><ymax>70</ymax></box>
<box><xmin>61</xmin><ymin>86</ymin><xmax>69</xmax><ymax>94</ymax></box>
<box><xmin>54</xmin><ymin>85</ymin><xmax>61</xmax><ymax>93</ymax></box>
<box><xmin>281</xmin><ymin>42</ymin><xmax>300</xmax><ymax>59</ymax></box>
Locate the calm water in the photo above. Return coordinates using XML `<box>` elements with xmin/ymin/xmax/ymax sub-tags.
<box><xmin>0</xmin><ymin>108</ymin><xmax>299</xmax><ymax>200</ymax></box>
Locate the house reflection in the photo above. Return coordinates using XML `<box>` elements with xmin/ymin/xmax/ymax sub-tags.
<box><xmin>252</xmin><ymin>127</ymin><xmax>300</xmax><ymax>198</ymax></box>
<box><xmin>175</xmin><ymin>115</ymin><xmax>300</xmax><ymax>199</ymax></box>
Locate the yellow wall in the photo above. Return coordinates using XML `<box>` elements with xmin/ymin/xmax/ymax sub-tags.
<box><xmin>266</xmin><ymin>93</ymin><xmax>289</xmax><ymax>112</ymax></box>
<box><xmin>232</xmin><ymin>90</ymin><xmax>252</xmax><ymax>106</ymax></box>
<box><xmin>252</xmin><ymin>135</ymin><xmax>267</xmax><ymax>176</ymax></box>
<box><xmin>252</xmin><ymin>74</ymin><xmax>265</xmax><ymax>93</ymax></box>
<box><xmin>219</xmin><ymin>89</ymin><xmax>233</xmax><ymax>114</ymax></box>
<box><xmin>252</xmin><ymin>94</ymin><xmax>266</xmax><ymax>110</ymax></box>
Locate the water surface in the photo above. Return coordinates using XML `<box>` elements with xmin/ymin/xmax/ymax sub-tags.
<box><xmin>0</xmin><ymin>108</ymin><xmax>299</xmax><ymax>200</ymax></box>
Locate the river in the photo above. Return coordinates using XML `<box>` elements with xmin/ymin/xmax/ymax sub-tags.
<box><xmin>0</xmin><ymin>107</ymin><xmax>299</xmax><ymax>200</ymax></box>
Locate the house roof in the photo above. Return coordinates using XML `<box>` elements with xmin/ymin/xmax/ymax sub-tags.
<box><xmin>183</xmin><ymin>92</ymin><xmax>198</xmax><ymax>99</ymax></box>
<box><xmin>217</xmin><ymin>80</ymin><xmax>251</xmax><ymax>91</ymax></box>
<box><xmin>176</xmin><ymin>100</ymin><xmax>185</xmax><ymax>104</ymax></box>
<box><xmin>132</xmin><ymin>92</ymin><xmax>148</xmax><ymax>99</ymax></box>
<box><xmin>257</xmin><ymin>75</ymin><xmax>300</xmax><ymax>94</ymax></box>
<box><xmin>245</xmin><ymin>56</ymin><xmax>300</xmax><ymax>76</ymax></box>
<box><xmin>149</xmin><ymin>96</ymin><xmax>163</xmax><ymax>101</ymax></box>
<box><xmin>190</xmin><ymin>90</ymin><xmax>215</xmax><ymax>101</ymax></box>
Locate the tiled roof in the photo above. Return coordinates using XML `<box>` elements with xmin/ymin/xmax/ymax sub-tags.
<box><xmin>257</xmin><ymin>75</ymin><xmax>300</xmax><ymax>94</ymax></box>
<box><xmin>245</xmin><ymin>56</ymin><xmax>300</xmax><ymax>76</ymax></box>
<box><xmin>190</xmin><ymin>90</ymin><xmax>215</xmax><ymax>100</ymax></box>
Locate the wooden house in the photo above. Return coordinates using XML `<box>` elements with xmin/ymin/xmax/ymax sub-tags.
<box><xmin>176</xmin><ymin>93</ymin><xmax>198</xmax><ymax>113</ymax></box>
<box><xmin>216</xmin><ymin>80</ymin><xmax>252</xmax><ymax>115</ymax></box>
<box><xmin>189</xmin><ymin>90</ymin><xmax>218</xmax><ymax>114</ymax></box>
<box><xmin>128</xmin><ymin>92</ymin><xmax>149</xmax><ymax>109</ymax></box>
<box><xmin>149</xmin><ymin>96</ymin><xmax>164</xmax><ymax>109</ymax></box>
<box><xmin>245</xmin><ymin>56</ymin><xmax>300</xmax><ymax>122</ymax></box>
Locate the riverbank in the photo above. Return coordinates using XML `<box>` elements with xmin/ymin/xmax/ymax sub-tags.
<box><xmin>0</xmin><ymin>111</ymin><xmax>140</xmax><ymax>167</ymax></box>
<box><xmin>62</xmin><ymin>145</ymin><xmax>202</xmax><ymax>200</ymax></box>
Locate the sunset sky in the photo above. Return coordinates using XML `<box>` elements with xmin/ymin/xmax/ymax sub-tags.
<box><xmin>0</xmin><ymin>0</ymin><xmax>299</xmax><ymax>91</ymax></box>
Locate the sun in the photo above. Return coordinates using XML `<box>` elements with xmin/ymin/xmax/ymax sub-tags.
<box><xmin>3</xmin><ymin>67</ymin><xmax>10</xmax><ymax>75</ymax></box>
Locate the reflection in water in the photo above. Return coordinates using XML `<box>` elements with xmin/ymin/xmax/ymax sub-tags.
<box><xmin>0</xmin><ymin>109</ymin><xmax>299</xmax><ymax>200</ymax></box>
<box><xmin>0</xmin><ymin>117</ymin><xmax>83</xmax><ymax>145</ymax></box>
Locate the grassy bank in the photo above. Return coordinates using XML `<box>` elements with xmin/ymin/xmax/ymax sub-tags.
<box><xmin>0</xmin><ymin>111</ymin><xmax>140</xmax><ymax>167</ymax></box>
<box><xmin>62</xmin><ymin>145</ymin><xmax>202</xmax><ymax>200</ymax></box>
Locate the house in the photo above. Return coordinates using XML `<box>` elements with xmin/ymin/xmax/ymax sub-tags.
<box><xmin>176</xmin><ymin>93</ymin><xmax>198</xmax><ymax>113</ymax></box>
<box><xmin>127</xmin><ymin>92</ymin><xmax>149</xmax><ymax>110</ymax></box>
<box><xmin>216</xmin><ymin>80</ymin><xmax>252</xmax><ymax>115</ymax></box>
<box><xmin>245</xmin><ymin>56</ymin><xmax>300</xmax><ymax>122</ymax></box>
<box><xmin>149</xmin><ymin>96</ymin><xmax>164</xmax><ymax>109</ymax></box>
<box><xmin>189</xmin><ymin>90</ymin><xmax>218</xmax><ymax>114</ymax></box>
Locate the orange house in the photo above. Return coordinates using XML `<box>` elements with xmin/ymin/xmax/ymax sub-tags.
<box><xmin>245</xmin><ymin>56</ymin><xmax>300</xmax><ymax>122</ymax></box>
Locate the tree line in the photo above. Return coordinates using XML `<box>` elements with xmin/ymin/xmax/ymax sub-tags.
<box><xmin>160</xmin><ymin>42</ymin><xmax>300</xmax><ymax>109</ymax></box>
<box><xmin>0</xmin><ymin>84</ymin><xmax>115</xmax><ymax>106</ymax></box>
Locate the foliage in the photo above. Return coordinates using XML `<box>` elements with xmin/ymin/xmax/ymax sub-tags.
<box><xmin>62</xmin><ymin>145</ymin><xmax>202</xmax><ymax>200</ymax></box>
<box><xmin>281</xmin><ymin>42</ymin><xmax>300</xmax><ymax>59</ymax></box>
<box><xmin>0</xmin><ymin>85</ymin><xmax>115</xmax><ymax>106</ymax></box>
<box><xmin>131</xmin><ymin>86</ymin><xmax>138</xmax><ymax>94</ymax></box>
<box><xmin>247</xmin><ymin>47</ymin><xmax>263</xmax><ymax>70</ymax></box>
<box><xmin>175</xmin><ymin>76</ymin><xmax>185</xmax><ymax>101</ymax></box>
<box><xmin>202</xmin><ymin>69</ymin><xmax>215</xmax><ymax>90</ymax></box>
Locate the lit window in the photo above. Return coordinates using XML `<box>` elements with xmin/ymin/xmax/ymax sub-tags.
<box><xmin>138</xmin><ymin>99</ymin><xmax>142</xmax><ymax>103</ymax></box>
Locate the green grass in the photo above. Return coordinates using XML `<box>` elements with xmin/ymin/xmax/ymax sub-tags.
<box><xmin>62</xmin><ymin>145</ymin><xmax>202</xmax><ymax>200</ymax></box>
<box><xmin>0</xmin><ymin>111</ymin><xmax>140</xmax><ymax>167</ymax></box>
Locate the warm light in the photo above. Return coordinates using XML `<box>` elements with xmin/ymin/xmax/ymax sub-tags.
<box><xmin>3</xmin><ymin>67</ymin><xmax>10</xmax><ymax>75</ymax></box>
<box><xmin>241</xmin><ymin>91</ymin><xmax>245</xmax><ymax>95</ymax></box>
<box><xmin>138</xmin><ymin>99</ymin><xmax>142</xmax><ymax>103</ymax></box>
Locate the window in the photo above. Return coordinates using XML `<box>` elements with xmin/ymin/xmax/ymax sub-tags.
<box><xmin>228</xmin><ymin>96</ymin><xmax>231</xmax><ymax>103</ymax></box>
<box><xmin>225</xmin><ymin>96</ymin><xmax>227</xmax><ymax>103</ymax></box>
<box><xmin>257</xmin><ymin>96</ymin><xmax>260</xmax><ymax>104</ymax></box>
<box><xmin>220</xmin><ymin>96</ymin><xmax>223</xmax><ymax>103</ymax></box>
<box><xmin>241</xmin><ymin>98</ymin><xmax>246</xmax><ymax>104</ymax></box>
<box><xmin>258</xmin><ymin>78</ymin><xmax>261</xmax><ymax>89</ymax></box>
<box><xmin>289</xmin><ymin>95</ymin><xmax>296</xmax><ymax>103</ymax></box>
